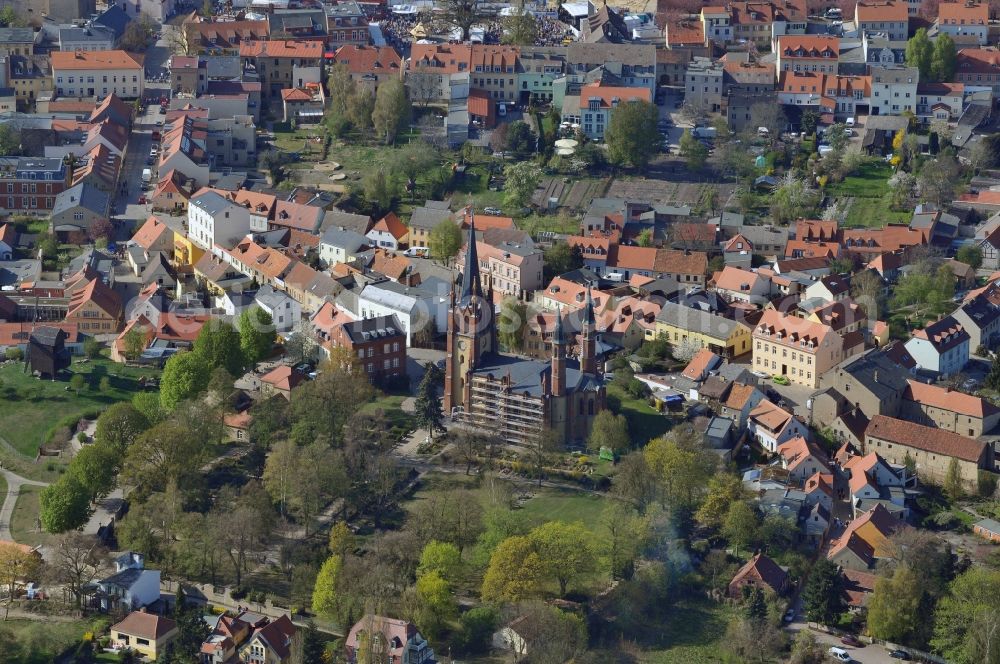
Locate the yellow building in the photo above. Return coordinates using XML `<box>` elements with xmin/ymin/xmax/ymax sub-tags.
<box><xmin>650</xmin><ymin>302</ymin><xmax>752</xmax><ymax>358</ymax></box>
<box><xmin>172</xmin><ymin>231</ymin><xmax>205</xmax><ymax>268</ymax></box>
<box><xmin>111</xmin><ymin>611</ymin><xmax>178</xmax><ymax>661</ymax></box>
<box><xmin>752</xmin><ymin>309</ymin><xmax>861</xmax><ymax>389</ymax></box>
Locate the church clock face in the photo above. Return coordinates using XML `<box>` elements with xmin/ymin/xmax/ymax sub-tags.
<box><xmin>458</xmin><ymin>339</ymin><xmax>468</xmax><ymax>351</ymax></box>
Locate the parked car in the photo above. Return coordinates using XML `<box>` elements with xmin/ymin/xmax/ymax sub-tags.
<box><xmin>138</xmin><ymin>195</ymin><xmax>147</xmax><ymax>204</ymax></box>
<box><xmin>783</xmin><ymin>609</ymin><xmax>795</xmax><ymax>623</ymax></box>
<box><xmin>840</xmin><ymin>635</ymin><xmax>863</xmax><ymax>648</ymax></box>
<box><xmin>828</xmin><ymin>647</ymin><xmax>851</xmax><ymax>662</ymax></box>
<box><xmin>151</xmin><ymin>130</ymin><xmax>161</xmax><ymax>141</ymax></box>
<box><xmin>888</xmin><ymin>650</ymin><xmax>911</xmax><ymax>660</ymax></box>
<box><xmin>483</xmin><ymin>207</ymin><xmax>503</xmax><ymax>215</ymax></box>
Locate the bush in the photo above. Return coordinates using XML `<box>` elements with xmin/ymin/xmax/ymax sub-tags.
<box><xmin>4</xmin><ymin>347</ymin><xmax>23</xmax><ymax>361</ymax></box>
<box><xmin>83</xmin><ymin>338</ymin><xmax>101</xmax><ymax>359</ymax></box>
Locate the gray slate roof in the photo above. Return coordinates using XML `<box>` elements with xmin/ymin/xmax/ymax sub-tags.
<box><xmin>52</xmin><ymin>183</ymin><xmax>109</xmax><ymax>218</ymax></box>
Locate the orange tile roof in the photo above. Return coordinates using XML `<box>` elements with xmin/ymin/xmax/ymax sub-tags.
<box><xmin>332</xmin><ymin>44</ymin><xmax>402</xmax><ymax>75</ymax></box>
<box><xmin>842</xmin><ymin>225</ymin><xmax>927</xmax><ymax>253</ymax></box>
<box><xmin>371</xmin><ymin>212</ymin><xmax>408</xmax><ymax>240</ymax></box>
<box><xmin>609</xmin><ymin>245</ymin><xmax>657</xmax><ymax>271</ymax></box>
<box><xmin>723</xmin><ymin>382</ymin><xmax>758</xmax><ymax>410</ymax></box>
<box><xmin>754</xmin><ymin>309</ymin><xmax>834</xmax><ymax>348</ymax></box>
<box><xmin>578</xmin><ymin>82</ymin><xmax>651</xmax><ymax>110</ymax></box>
<box><xmin>749</xmin><ymin>399</ymin><xmax>794</xmax><ymax>431</ymax></box>
<box><xmin>66</xmin><ymin>278</ymin><xmax>122</xmax><ymax>320</ymax></box>
<box><xmin>0</xmin><ymin>322</ymin><xmax>78</xmax><ymax>346</ymax></box>
<box><xmin>828</xmin><ymin>504</ymin><xmax>900</xmax><ymax>564</ymax></box>
<box><xmin>51</xmin><ymin>50</ymin><xmax>143</xmax><ymax>71</ymax></box>
<box><xmin>938</xmin><ymin>0</ymin><xmax>987</xmax><ymax>24</ymax></box>
<box><xmin>779</xmin><ymin>70</ymin><xmax>823</xmax><ymax>94</ymax></box>
<box><xmin>131</xmin><ymin>216</ymin><xmax>172</xmax><ymax>251</ymax></box>
<box><xmin>867</xmin><ymin>415</ymin><xmax>987</xmax><ymax>463</ymax></box>
<box><xmin>904</xmin><ymin>379</ymin><xmax>999</xmax><ymax>418</ymax></box>
<box><xmin>409</xmin><ymin>43</ymin><xmax>472</xmax><ymax>74</ymax></box>
<box><xmin>273</xmin><ymin>199</ymin><xmax>323</xmax><ymax>232</ymax></box>
<box><xmin>666</xmin><ymin>19</ymin><xmax>705</xmax><ymax>45</ymax></box>
<box><xmin>280</xmin><ymin>88</ymin><xmax>313</xmax><ymax>101</ymax></box>
<box><xmin>682</xmin><ymin>348</ymin><xmax>720</xmax><ymax>380</ymax></box>
<box><xmin>239</xmin><ymin>39</ymin><xmax>323</xmax><ymax>59</ymax></box>
<box><xmin>784</xmin><ymin>239</ymin><xmax>839</xmax><ymax>259</ymax></box>
<box><xmin>778</xmin><ymin>435</ymin><xmax>829</xmax><ymax>473</ymax></box>
<box><xmin>714</xmin><ymin>265</ymin><xmax>765</xmax><ymax>292</ymax></box>
<box><xmin>312</xmin><ymin>301</ymin><xmax>356</xmax><ymax>335</ymax></box>
<box><xmin>777</xmin><ymin>35</ymin><xmax>839</xmax><ymax>58</ymax></box>
<box><xmin>262</xmin><ymin>365</ymin><xmax>306</xmax><ymax>391</ymax></box>
<box><xmin>856</xmin><ymin>0</ymin><xmax>909</xmax><ymax>22</ymax></box>
<box><xmin>112</xmin><ymin>612</ymin><xmax>176</xmax><ymax>642</ymax></box>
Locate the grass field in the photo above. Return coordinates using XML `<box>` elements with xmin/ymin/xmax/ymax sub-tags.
<box><xmin>638</xmin><ymin>597</ymin><xmax>737</xmax><ymax>663</ymax></box>
<box><xmin>5</xmin><ymin>618</ymin><xmax>94</xmax><ymax>664</ymax></box>
<box><xmin>826</xmin><ymin>161</ymin><xmax>912</xmax><ymax>228</ymax></box>
<box><xmin>0</xmin><ymin>354</ymin><xmax>159</xmax><ymax>457</ymax></box>
<box><xmin>360</xmin><ymin>393</ymin><xmax>414</xmax><ymax>433</ymax></box>
<box><xmin>10</xmin><ymin>486</ymin><xmax>53</xmax><ymax>549</ymax></box>
<box><xmin>606</xmin><ymin>383</ymin><xmax>671</xmax><ymax>445</ymax></box>
<box><xmin>516</xmin><ymin>486</ymin><xmax>607</xmax><ymax>532</ymax></box>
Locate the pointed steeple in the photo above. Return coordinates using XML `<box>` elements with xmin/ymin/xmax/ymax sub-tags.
<box><xmin>583</xmin><ymin>285</ymin><xmax>596</xmax><ymax>327</ymax></box>
<box><xmin>460</xmin><ymin>208</ymin><xmax>483</xmax><ymax>304</ymax></box>
<box><xmin>553</xmin><ymin>306</ymin><xmax>565</xmax><ymax>345</ymax></box>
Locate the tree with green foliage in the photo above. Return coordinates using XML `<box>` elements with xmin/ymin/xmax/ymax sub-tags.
<box><xmin>503</xmin><ymin>161</ymin><xmax>541</xmax><ymax>209</ymax></box>
<box><xmin>678</xmin><ymin>129</ymin><xmax>708</xmax><ymax>170</ymax></box>
<box><xmin>327</xmin><ymin>63</ymin><xmax>356</xmax><ymax>117</ymax></box>
<box><xmin>429</xmin><ymin>218</ymin><xmax>462</xmax><ymax>262</ymax></box>
<box><xmin>395</xmin><ymin>141</ymin><xmax>438</xmax><ymax>200</ymax></box>
<box><xmin>95</xmin><ymin>402</ymin><xmax>150</xmax><ymax>455</ymax></box>
<box><xmin>601</xmin><ymin>501</ymin><xmax>648</xmax><ymax>580</ymax></box>
<box><xmin>932</xmin><ymin>567</ymin><xmax>1000</xmax><ymax>663</ymax></box>
<box><xmin>918</xmin><ymin>154</ymin><xmax>962</xmax><ymax>207</ymax></box>
<box><xmin>70</xmin><ymin>373</ymin><xmax>86</xmax><ymax>395</ymax></box>
<box><xmin>301</xmin><ymin>622</ymin><xmax>327</xmax><ymax>663</ymax></box>
<box><xmin>362</xmin><ymin>166</ymin><xmax>397</xmax><ymax>215</ymax></box>
<box><xmin>159</xmin><ymin>350</ymin><xmax>210</xmax><ymax>411</ymax></box>
<box><xmin>695</xmin><ymin>472</ymin><xmax>746</xmax><ymax>529</ymax></box>
<box><xmin>122</xmin><ymin>420</ymin><xmax>208</xmax><ymax>492</ymax></box>
<box><xmin>349</xmin><ymin>87</ymin><xmax>375</xmax><ymax>140</ymax></box>
<box><xmin>415</xmin><ymin>570</ymin><xmax>456</xmax><ymax>639</ymax></box>
<box><xmin>957</xmin><ymin>244</ymin><xmax>983</xmax><ymax>270</ymax></box>
<box><xmin>413</xmin><ymin>363</ymin><xmax>444</xmax><ymax>440</ymax></box>
<box><xmin>238</xmin><ymin>306</ymin><xmax>275</xmax><ymax>367</ymax></box>
<box><xmin>801</xmin><ymin>559</ymin><xmax>846</xmax><ymax>624</ymax></box>
<box><xmin>122</xmin><ymin>326</ymin><xmax>147</xmax><ymax>362</ymax></box>
<box><xmin>68</xmin><ymin>444</ymin><xmax>117</xmax><ymax>502</ymax></box>
<box><xmin>311</xmin><ymin>554</ymin><xmax>342</xmax><ymax>619</ymax></box>
<box><xmin>721</xmin><ymin>501</ymin><xmax>758</xmax><ymax>556</ymax></box>
<box><xmin>868</xmin><ymin>565</ymin><xmax>930</xmax><ymax>647</ymax></box>
<box><xmin>481</xmin><ymin>535</ymin><xmax>545</xmax><ymax>602</ymax></box>
<box><xmin>771</xmin><ymin>175</ymin><xmax>820</xmax><ymax>224</ymax></box>
<box><xmin>945</xmin><ymin>457</ymin><xmax>964</xmax><ymax>501</ymax></box>
<box><xmin>636</xmin><ymin>227</ymin><xmax>653</xmax><ymax>247</ymax></box>
<box><xmin>373</xmin><ymin>78</ymin><xmax>411</xmax><ymax>145</ymax></box>
<box><xmin>543</xmin><ymin>242</ymin><xmax>582</xmax><ymax>281</ymax></box>
<box><xmin>905</xmin><ymin>28</ymin><xmax>934</xmax><ymax>78</ymax></box>
<box><xmin>497</xmin><ymin>297</ymin><xmax>528</xmax><ymax>352</ymax></box>
<box><xmin>643</xmin><ymin>426</ymin><xmax>717</xmax><ymax>509</ymax></box>
<box><xmin>528</xmin><ymin>521</ymin><xmax>597</xmax><ymax>596</ymax></box>
<box><xmin>0</xmin><ymin>7</ymin><xmax>27</xmax><ymax>27</ymax></box>
<box><xmin>606</xmin><ymin>100</ymin><xmax>661</xmax><ymax>169</ymax></box>
<box><xmin>931</xmin><ymin>33</ymin><xmax>957</xmax><ymax>82</ymax></box>
<box><xmin>418</xmin><ymin>540</ymin><xmax>462</xmax><ymax>580</ymax></box>
<box><xmin>587</xmin><ymin>410</ymin><xmax>630</xmax><ymax>455</ymax></box>
<box><xmin>174</xmin><ymin>588</ymin><xmax>211</xmax><ymax>661</ymax></box>
<box><xmin>454</xmin><ymin>606</ymin><xmax>497</xmax><ymax>655</ymax></box>
<box><xmin>40</xmin><ymin>475</ymin><xmax>91</xmax><ymax>533</ymax></box>
<box><xmin>193</xmin><ymin>319</ymin><xmax>244</xmax><ymax>376</ymax></box>
<box><xmin>505</xmin><ymin>121</ymin><xmax>536</xmax><ymax>160</ymax></box>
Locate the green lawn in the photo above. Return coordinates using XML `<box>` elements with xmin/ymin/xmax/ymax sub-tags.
<box><xmin>0</xmin><ymin>353</ymin><xmax>159</xmax><ymax>457</ymax></box>
<box><xmin>10</xmin><ymin>486</ymin><xmax>54</xmax><ymax>549</ymax></box>
<box><xmin>827</xmin><ymin>161</ymin><xmax>895</xmax><ymax>198</ymax></box>
<box><xmin>360</xmin><ymin>393</ymin><xmax>414</xmax><ymax>434</ymax></box>
<box><xmin>5</xmin><ymin>618</ymin><xmax>97</xmax><ymax>664</ymax></box>
<box><xmin>516</xmin><ymin>487</ymin><xmax>607</xmax><ymax>533</ymax></box>
<box><xmin>638</xmin><ymin>597</ymin><xmax>737</xmax><ymax>663</ymax></box>
<box><xmin>606</xmin><ymin>383</ymin><xmax>671</xmax><ymax>445</ymax></box>
<box><xmin>843</xmin><ymin>196</ymin><xmax>912</xmax><ymax>228</ymax></box>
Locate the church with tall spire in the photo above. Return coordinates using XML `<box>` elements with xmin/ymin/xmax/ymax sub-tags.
<box><xmin>444</xmin><ymin>215</ymin><xmax>606</xmax><ymax>446</ymax></box>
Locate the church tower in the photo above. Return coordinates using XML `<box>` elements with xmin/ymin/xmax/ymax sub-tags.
<box><xmin>443</xmin><ymin>214</ymin><xmax>495</xmax><ymax>415</ymax></box>
<box><xmin>581</xmin><ymin>285</ymin><xmax>597</xmax><ymax>374</ymax></box>
<box><xmin>551</xmin><ymin>307</ymin><xmax>566</xmax><ymax>397</ymax></box>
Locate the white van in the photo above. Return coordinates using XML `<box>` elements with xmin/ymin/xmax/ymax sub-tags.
<box><xmin>498</xmin><ymin>103</ymin><xmax>507</xmax><ymax>116</ymax></box>
<box><xmin>845</xmin><ymin>117</ymin><xmax>856</xmax><ymax>127</ymax></box>
<box><xmin>828</xmin><ymin>646</ymin><xmax>851</xmax><ymax>662</ymax></box>
<box><xmin>141</xmin><ymin>168</ymin><xmax>152</xmax><ymax>184</ymax></box>
<box><xmin>757</xmin><ymin>126</ymin><xmax>770</xmax><ymax>137</ymax></box>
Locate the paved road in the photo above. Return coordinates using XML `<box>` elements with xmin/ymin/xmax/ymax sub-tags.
<box><xmin>785</xmin><ymin>626</ymin><xmax>905</xmax><ymax>664</ymax></box>
<box><xmin>0</xmin><ymin>468</ymin><xmax>49</xmax><ymax>543</ymax></box>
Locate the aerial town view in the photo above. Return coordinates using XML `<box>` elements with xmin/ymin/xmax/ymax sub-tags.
<box><xmin>3</xmin><ymin>0</ymin><xmax>1000</xmax><ymax>661</ymax></box>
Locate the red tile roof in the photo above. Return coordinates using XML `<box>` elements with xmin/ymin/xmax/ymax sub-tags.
<box><xmin>682</xmin><ymin>348</ymin><xmax>720</xmax><ymax>380</ymax></box>
<box><xmin>131</xmin><ymin>216</ymin><xmax>172</xmax><ymax>251</ymax></box>
<box><xmin>262</xmin><ymin>365</ymin><xmax>306</xmax><ymax>391</ymax></box>
<box><xmin>856</xmin><ymin>0</ymin><xmax>909</xmax><ymax>22</ymax></box>
<box><xmin>51</xmin><ymin>50</ymin><xmax>143</xmax><ymax>71</ymax></box>
<box><xmin>578</xmin><ymin>82</ymin><xmax>651</xmax><ymax>110</ymax></box>
<box><xmin>332</xmin><ymin>44</ymin><xmax>402</xmax><ymax>75</ymax></box>
<box><xmin>371</xmin><ymin>212</ymin><xmax>408</xmax><ymax>240</ymax></box>
<box><xmin>904</xmin><ymin>379</ymin><xmax>999</xmax><ymax>418</ymax></box>
<box><xmin>239</xmin><ymin>39</ymin><xmax>323</xmax><ymax>59</ymax></box>
<box><xmin>867</xmin><ymin>414</ymin><xmax>987</xmax><ymax>463</ymax></box>
<box><xmin>939</xmin><ymin>0</ymin><xmax>987</xmax><ymax>24</ymax></box>
<box><xmin>112</xmin><ymin>611</ymin><xmax>177</xmax><ymax>641</ymax></box>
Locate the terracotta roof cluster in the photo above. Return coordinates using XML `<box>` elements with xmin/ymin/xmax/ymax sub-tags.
<box><xmin>51</xmin><ymin>49</ymin><xmax>143</xmax><ymax>70</ymax></box>
<box><xmin>867</xmin><ymin>415</ymin><xmax>987</xmax><ymax>463</ymax></box>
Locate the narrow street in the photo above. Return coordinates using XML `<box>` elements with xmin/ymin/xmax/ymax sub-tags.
<box><xmin>0</xmin><ymin>468</ymin><xmax>49</xmax><ymax>543</ymax></box>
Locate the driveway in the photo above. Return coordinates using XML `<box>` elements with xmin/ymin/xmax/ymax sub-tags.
<box><xmin>0</xmin><ymin>469</ymin><xmax>49</xmax><ymax>543</ymax></box>
<box><xmin>785</xmin><ymin>625</ymin><xmax>907</xmax><ymax>664</ymax></box>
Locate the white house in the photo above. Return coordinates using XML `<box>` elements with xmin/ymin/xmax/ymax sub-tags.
<box><xmin>804</xmin><ymin>274</ymin><xmax>850</xmax><ymax>305</ymax></box>
<box><xmin>51</xmin><ymin>50</ymin><xmax>144</xmax><ymax>99</ymax></box>
<box><xmin>94</xmin><ymin>552</ymin><xmax>160</xmax><ymax>614</ymax></box>
<box><xmin>320</xmin><ymin>226</ymin><xmax>371</xmax><ymax>267</ymax></box>
<box><xmin>869</xmin><ymin>65</ymin><xmax>918</xmax><ymax>116</ymax></box>
<box><xmin>937</xmin><ymin>1</ymin><xmax>988</xmax><ymax>46</ymax></box>
<box><xmin>0</xmin><ymin>224</ymin><xmax>15</xmax><ymax>260</ymax></box>
<box><xmin>355</xmin><ymin>281</ymin><xmax>448</xmax><ymax>344</ymax></box>
<box><xmin>365</xmin><ymin>212</ymin><xmax>408</xmax><ymax>251</ymax></box>
<box><xmin>777</xmin><ymin>436</ymin><xmax>831</xmax><ymax>483</ymax></box>
<box><xmin>188</xmin><ymin>191</ymin><xmax>253</xmax><ymax>252</ymax></box>
<box><xmin>904</xmin><ymin>315</ymin><xmax>970</xmax><ymax>376</ymax></box>
<box><xmin>748</xmin><ymin>399</ymin><xmax>810</xmax><ymax>453</ymax></box>
<box><xmin>255</xmin><ymin>285</ymin><xmax>301</xmax><ymax>335</ymax></box>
